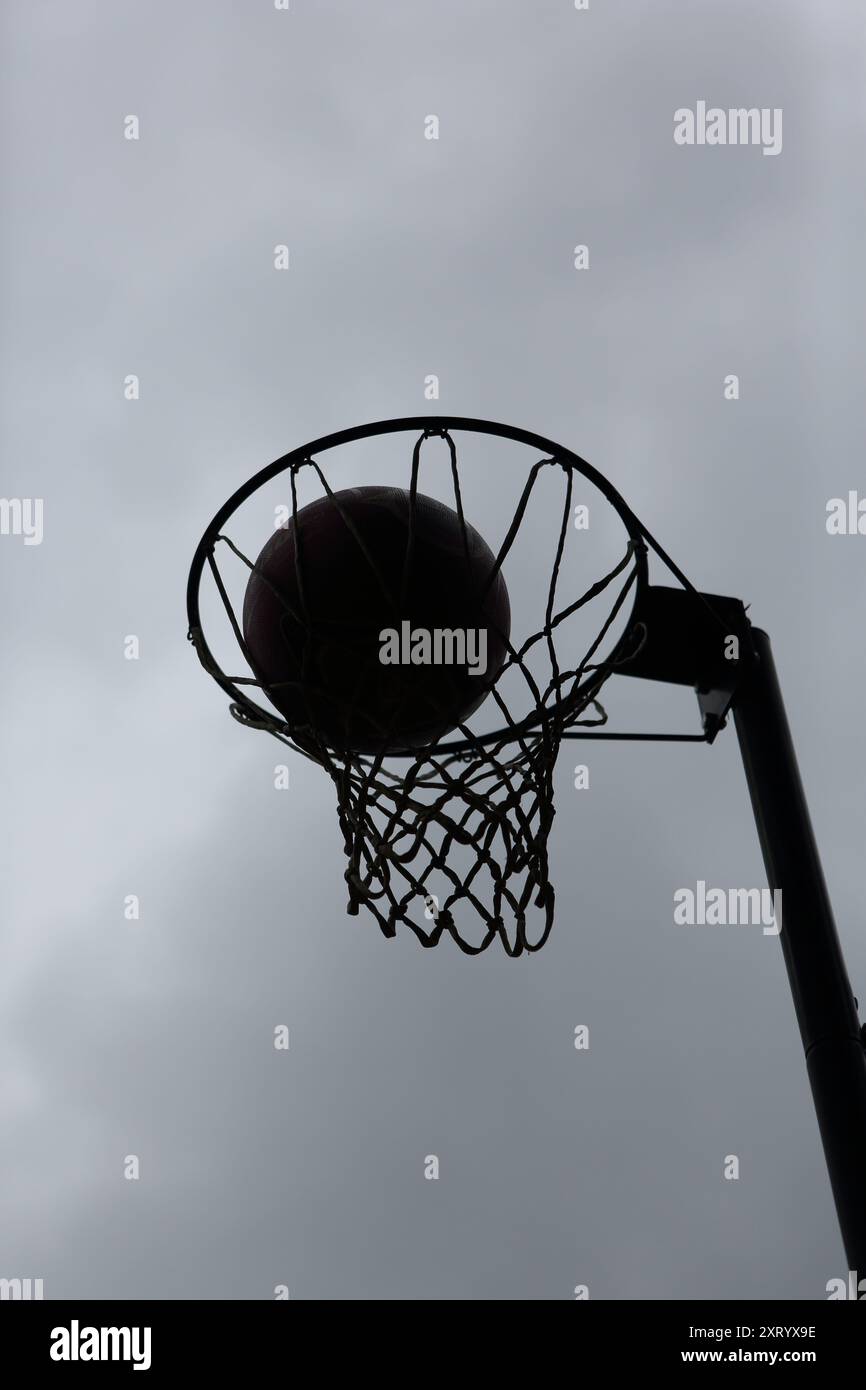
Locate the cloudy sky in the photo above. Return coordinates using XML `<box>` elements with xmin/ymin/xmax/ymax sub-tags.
<box><xmin>1</xmin><ymin>0</ymin><xmax>864</xmax><ymax>1300</ymax></box>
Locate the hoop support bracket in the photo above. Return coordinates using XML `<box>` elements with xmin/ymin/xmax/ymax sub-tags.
<box><xmin>614</xmin><ymin>586</ymin><xmax>756</xmax><ymax>743</ymax></box>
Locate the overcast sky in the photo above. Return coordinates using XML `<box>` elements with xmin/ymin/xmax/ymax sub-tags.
<box><xmin>1</xmin><ymin>0</ymin><xmax>864</xmax><ymax>1300</ymax></box>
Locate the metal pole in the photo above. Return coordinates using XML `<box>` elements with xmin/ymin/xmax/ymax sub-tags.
<box><xmin>733</xmin><ymin>627</ymin><xmax>866</xmax><ymax>1269</ymax></box>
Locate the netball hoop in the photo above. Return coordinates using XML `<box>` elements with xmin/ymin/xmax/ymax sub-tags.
<box><xmin>188</xmin><ymin>416</ymin><xmax>866</xmax><ymax>1269</ymax></box>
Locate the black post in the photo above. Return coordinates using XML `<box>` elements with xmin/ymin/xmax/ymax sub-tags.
<box><xmin>733</xmin><ymin>627</ymin><xmax>866</xmax><ymax>1270</ymax></box>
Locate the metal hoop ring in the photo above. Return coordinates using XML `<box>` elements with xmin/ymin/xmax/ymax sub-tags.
<box><xmin>186</xmin><ymin>415</ymin><xmax>651</xmax><ymax>757</ymax></box>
